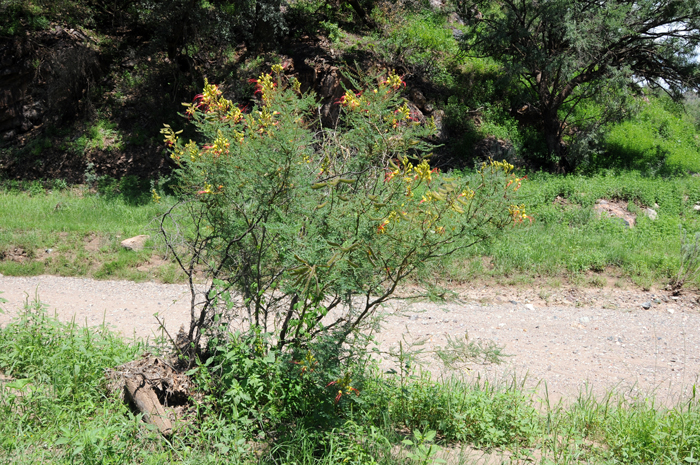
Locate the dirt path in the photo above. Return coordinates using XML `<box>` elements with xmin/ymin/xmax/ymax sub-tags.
<box><xmin>1</xmin><ymin>275</ymin><xmax>699</xmax><ymax>402</ymax></box>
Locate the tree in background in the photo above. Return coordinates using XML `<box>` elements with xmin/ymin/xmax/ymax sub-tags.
<box><xmin>455</xmin><ymin>0</ymin><xmax>700</xmax><ymax>169</ymax></box>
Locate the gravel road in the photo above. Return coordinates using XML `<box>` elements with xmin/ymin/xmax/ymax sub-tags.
<box><xmin>1</xmin><ymin>275</ymin><xmax>698</xmax><ymax>402</ymax></box>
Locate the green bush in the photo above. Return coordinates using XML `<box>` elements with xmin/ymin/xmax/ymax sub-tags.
<box><xmin>375</xmin><ymin>11</ymin><xmax>460</xmax><ymax>85</ymax></box>
<box><xmin>160</xmin><ymin>69</ymin><xmax>522</xmax><ymax>355</ymax></box>
<box><xmin>602</xmin><ymin>95</ymin><xmax>700</xmax><ymax>173</ymax></box>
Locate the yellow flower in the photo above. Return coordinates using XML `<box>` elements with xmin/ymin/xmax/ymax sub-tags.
<box><xmin>151</xmin><ymin>189</ymin><xmax>161</xmax><ymax>203</ymax></box>
<box><xmin>414</xmin><ymin>159</ymin><xmax>432</xmax><ymax>182</ymax></box>
<box><xmin>460</xmin><ymin>188</ymin><xmax>475</xmax><ymax>200</ymax></box>
<box><xmin>384</xmin><ymin>70</ymin><xmax>405</xmax><ymax>90</ymax></box>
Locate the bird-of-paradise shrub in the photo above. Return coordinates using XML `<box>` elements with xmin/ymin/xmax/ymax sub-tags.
<box><xmin>159</xmin><ymin>66</ymin><xmax>525</xmax><ymax>356</ymax></box>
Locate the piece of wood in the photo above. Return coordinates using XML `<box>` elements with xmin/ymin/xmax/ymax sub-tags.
<box><xmin>124</xmin><ymin>374</ymin><xmax>172</xmax><ymax>436</ymax></box>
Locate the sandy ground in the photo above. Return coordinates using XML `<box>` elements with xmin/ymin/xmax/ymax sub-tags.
<box><xmin>1</xmin><ymin>274</ymin><xmax>699</xmax><ymax>403</ymax></box>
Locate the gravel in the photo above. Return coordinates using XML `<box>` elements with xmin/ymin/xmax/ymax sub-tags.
<box><xmin>1</xmin><ymin>275</ymin><xmax>698</xmax><ymax>402</ymax></box>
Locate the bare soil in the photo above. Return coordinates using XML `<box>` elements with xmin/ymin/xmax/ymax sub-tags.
<box><xmin>1</xmin><ymin>274</ymin><xmax>698</xmax><ymax>403</ymax></box>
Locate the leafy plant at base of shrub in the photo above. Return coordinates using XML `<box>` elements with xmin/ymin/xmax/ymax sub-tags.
<box><xmin>159</xmin><ymin>67</ymin><xmax>524</xmax><ymax>359</ymax></box>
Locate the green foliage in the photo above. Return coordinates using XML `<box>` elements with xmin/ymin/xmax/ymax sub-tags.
<box><xmin>97</xmin><ymin>175</ymin><xmax>153</xmax><ymax>205</ymax></box>
<box><xmin>455</xmin><ymin>0</ymin><xmax>700</xmax><ymax>165</ymax></box>
<box><xmin>3</xmin><ymin>305</ymin><xmax>700</xmax><ymax>463</ymax></box>
<box><xmin>161</xmin><ymin>69</ymin><xmax>520</xmax><ymax>350</ymax></box>
<box><xmin>602</xmin><ymin>95</ymin><xmax>700</xmax><ymax>174</ymax></box>
<box><xmin>62</xmin><ymin>119</ymin><xmax>123</xmax><ymax>156</ymax></box>
<box><xmin>320</xmin><ymin>20</ymin><xmax>343</xmax><ymax>42</ymax></box>
<box><xmin>365</xmin><ymin>370</ymin><xmax>539</xmax><ymax>447</ymax></box>
<box><xmin>0</xmin><ymin>1</ymin><xmax>50</xmax><ymax>36</ymax></box>
<box><xmin>444</xmin><ymin>171</ymin><xmax>700</xmax><ymax>285</ymax></box>
<box><xmin>375</xmin><ymin>11</ymin><xmax>460</xmax><ymax>84</ymax></box>
<box><xmin>0</xmin><ymin>297</ymin><xmax>141</xmax><ymax>401</ymax></box>
<box><xmin>0</xmin><ymin>299</ymin><xmax>172</xmax><ymax>464</ymax></box>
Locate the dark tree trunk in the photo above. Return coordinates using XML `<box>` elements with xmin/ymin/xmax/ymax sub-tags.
<box><xmin>541</xmin><ymin>109</ymin><xmax>570</xmax><ymax>172</ymax></box>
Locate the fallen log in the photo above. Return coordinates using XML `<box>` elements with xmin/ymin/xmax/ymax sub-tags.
<box><xmin>124</xmin><ymin>373</ymin><xmax>173</xmax><ymax>436</ymax></box>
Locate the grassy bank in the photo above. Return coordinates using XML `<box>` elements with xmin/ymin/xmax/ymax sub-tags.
<box><xmin>0</xmin><ymin>185</ymin><xmax>183</xmax><ymax>282</ymax></box>
<box><xmin>2</xmin><ymin>172</ymin><xmax>700</xmax><ymax>290</ymax></box>
<box><xmin>1</xmin><ymin>301</ymin><xmax>699</xmax><ymax>464</ymax></box>
<box><xmin>436</xmin><ymin>171</ymin><xmax>700</xmax><ymax>290</ymax></box>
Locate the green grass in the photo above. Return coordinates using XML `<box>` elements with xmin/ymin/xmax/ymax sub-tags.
<box><xmin>601</xmin><ymin>95</ymin><xmax>700</xmax><ymax>173</ymax></box>
<box><xmin>0</xmin><ymin>186</ymin><xmax>183</xmax><ymax>282</ymax></box>
<box><xmin>0</xmin><ymin>188</ymin><xmax>164</xmax><ymax>234</ymax></box>
<box><xmin>436</xmin><ymin>171</ymin><xmax>700</xmax><ymax>290</ymax></box>
<box><xmin>1</xmin><ymin>303</ymin><xmax>700</xmax><ymax>464</ymax></box>
<box><xmin>3</xmin><ymin>171</ymin><xmax>700</xmax><ymax>289</ymax></box>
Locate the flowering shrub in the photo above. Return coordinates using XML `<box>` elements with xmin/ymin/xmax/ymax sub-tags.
<box><xmin>159</xmin><ymin>67</ymin><xmax>525</xmax><ymax>356</ymax></box>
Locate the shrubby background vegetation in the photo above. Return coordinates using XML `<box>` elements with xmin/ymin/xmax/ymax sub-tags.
<box><xmin>2</xmin><ymin>0</ymin><xmax>700</xmax><ymax>462</ymax></box>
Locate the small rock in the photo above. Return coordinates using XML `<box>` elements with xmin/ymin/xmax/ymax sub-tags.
<box><xmin>694</xmin><ymin>204</ymin><xmax>700</xmax><ymax>212</ymax></box>
<box><xmin>510</xmin><ymin>300</ymin><xmax>519</xmax><ymax>305</ymax></box>
<box><xmin>641</xmin><ymin>302</ymin><xmax>652</xmax><ymax>309</ymax></box>
<box><xmin>45</xmin><ymin>248</ymin><xmax>53</xmax><ymax>254</ymax></box>
<box><xmin>667</xmin><ymin>308</ymin><xmax>675</xmax><ymax>314</ymax></box>
<box><xmin>120</xmin><ymin>235</ymin><xmax>150</xmax><ymax>251</ymax></box>
<box><xmin>579</xmin><ymin>316</ymin><xmax>590</xmax><ymax>323</ymax></box>
<box><xmin>524</xmin><ymin>304</ymin><xmax>535</xmax><ymax>311</ymax></box>
<box><xmin>409</xmin><ymin>88</ymin><xmax>428</xmax><ymax>111</ymax></box>
<box><xmin>644</xmin><ymin>208</ymin><xmax>658</xmax><ymax>220</ymax></box>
